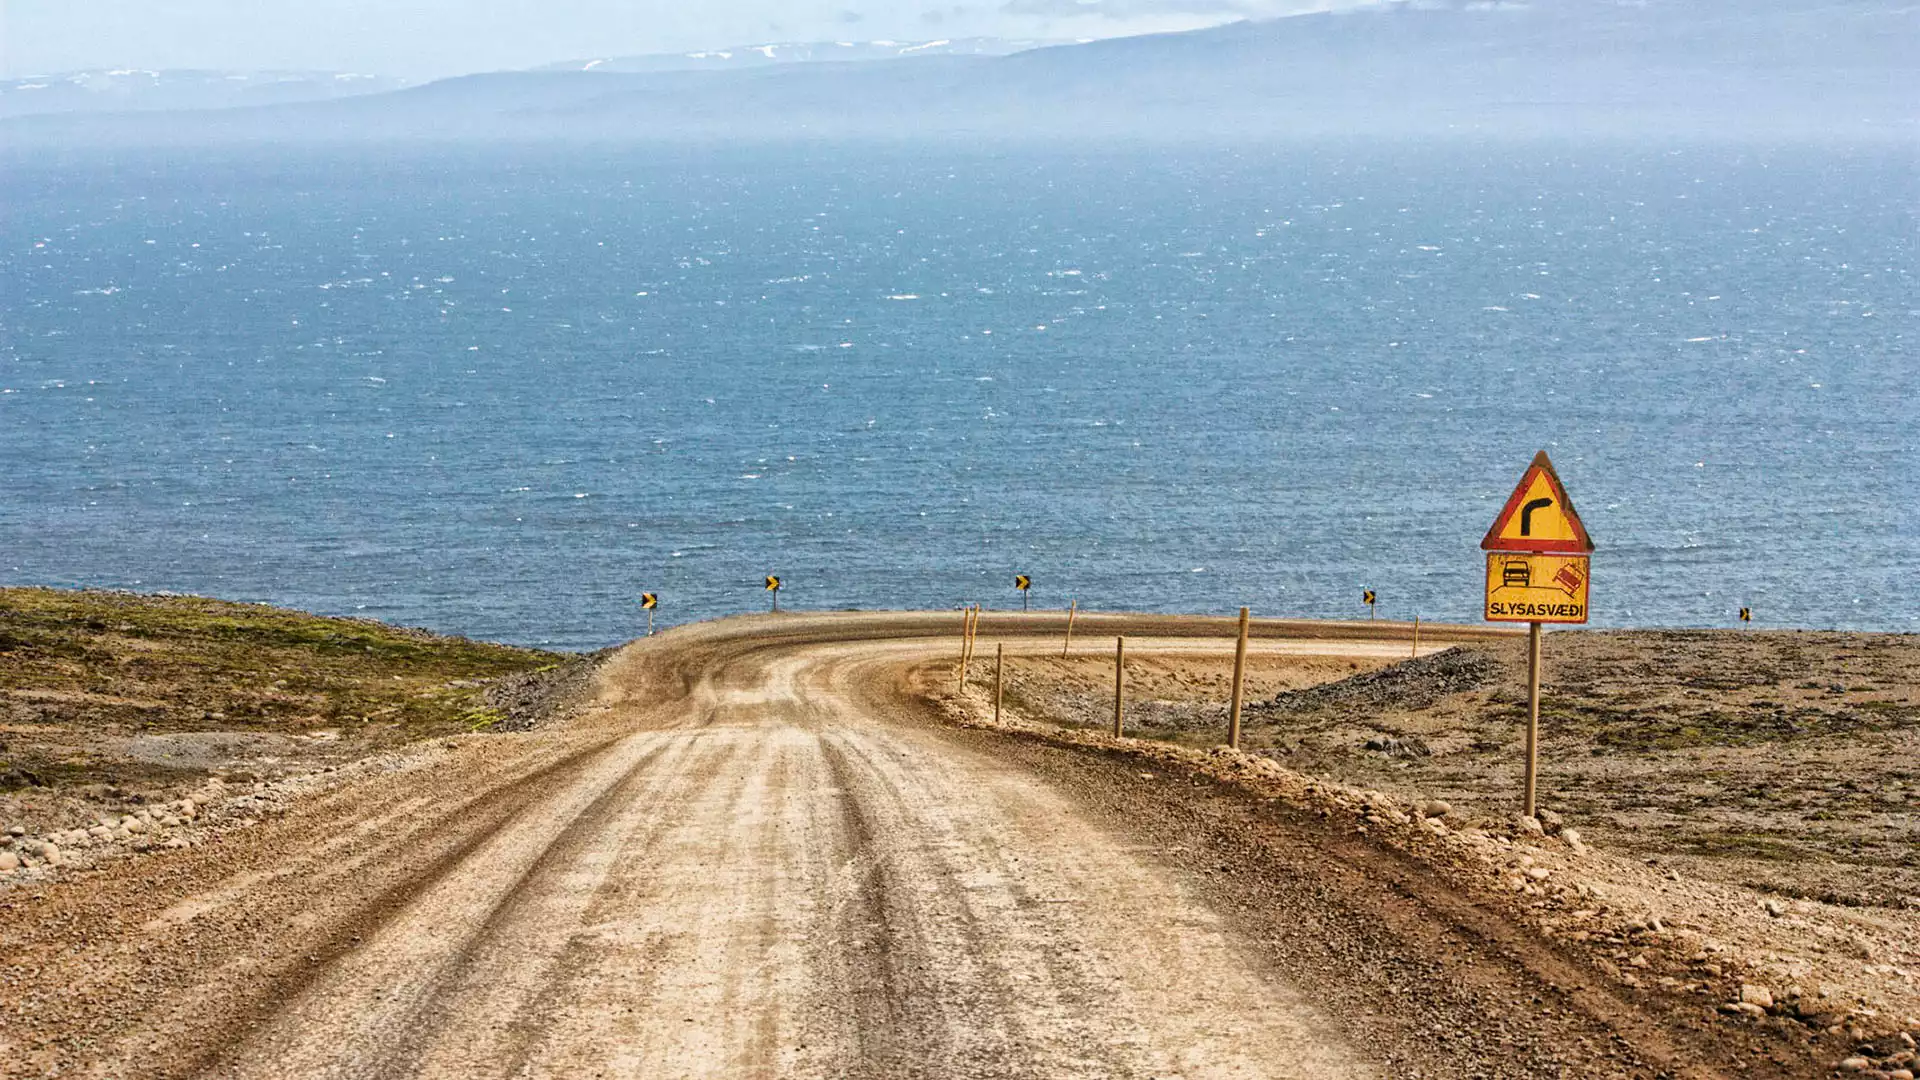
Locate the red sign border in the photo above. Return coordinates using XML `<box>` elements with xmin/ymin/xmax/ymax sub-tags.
<box><xmin>1481</xmin><ymin>450</ymin><xmax>1596</xmax><ymax>554</ymax></box>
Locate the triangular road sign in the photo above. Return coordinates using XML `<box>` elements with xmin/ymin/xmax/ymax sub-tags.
<box><xmin>1482</xmin><ymin>451</ymin><xmax>1595</xmax><ymax>554</ymax></box>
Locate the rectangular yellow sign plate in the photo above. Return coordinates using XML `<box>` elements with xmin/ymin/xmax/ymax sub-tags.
<box><xmin>1485</xmin><ymin>553</ymin><xmax>1591</xmax><ymax>624</ymax></box>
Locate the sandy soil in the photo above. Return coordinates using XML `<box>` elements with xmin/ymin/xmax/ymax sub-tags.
<box><xmin>0</xmin><ymin>611</ymin><xmax>1911</xmax><ymax>1079</ymax></box>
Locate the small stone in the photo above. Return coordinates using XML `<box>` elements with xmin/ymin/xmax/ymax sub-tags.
<box><xmin>1885</xmin><ymin>1069</ymin><xmax>1912</xmax><ymax>1080</ymax></box>
<box><xmin>1559</xmin><ymin>826</ymin><xmax>1586</xmax><ymax>851</ymax></box>
<box><xmin>1838</xmin><ymin>1058</ymin><xmax>1870</xmax><ymax>1073</ymax></box>
<box><xmin>1731</xmin><ymin>1002</ymin><xmax>1767</xmax><ymax>1017</ymax></box>
<box><xmin>1741</xmin><ymin>984</ymin><xmax>1774</xmax><ymax>1009</ymax></box>
<box><xmin>1528</xmin><ymin>867</ymin><xmax>1553</xmax><ymax>881</ymax></box>
<box><xmin>1517</xmin><ymin>815</ymin><xmax>1546</xmax><ymax>836</ymax></box>
<box><xmin>0</xmin><ymin>851</ymin><xmax>18</xmax><ymax>872</ymax></box>
<box><xmin>6</xmin><ymin>825</ymin><xmax>24</xmax><ymax>837</ymax></box>
<box><xmin>1421</xmin><ymin>800</ymin><xmax>1452</xmax><ymax>819</ymax></box>
<box><xmin>1537</xmin><ymin>808</ymin><xmax>1566</xmax><ymax>834</ymax></box>
<box><xmin>1763</xmin><ymin>898</ymin><xmax>1787</xmax><ymax>917</ymax></box>
<box><xmin>123</xmin><ymin>818</ymin><xmax>148</xmax><ymax>834</ymax></box>
<box><xmin>88</xmin><ymin>825</ymin><xmax>112</xmax><ymax>838</ymax></box>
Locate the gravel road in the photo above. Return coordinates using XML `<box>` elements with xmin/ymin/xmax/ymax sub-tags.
<box><xmin>1</xmin><ymin>613</ymin><xmax>1807</xmax><ymax>1078</ymax></box>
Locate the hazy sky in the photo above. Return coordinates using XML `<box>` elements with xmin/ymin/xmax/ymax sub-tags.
<box><xmin>0</xmin><ymin>1</ymin><xmax>1346</xmax><ymax>78</ymax></box>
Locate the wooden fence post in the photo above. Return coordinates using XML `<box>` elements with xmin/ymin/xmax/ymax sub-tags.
<box><xmin>1228</xmin><ymin>607</ymin><xmax>1250</xmax><ymax>749</ymax></box>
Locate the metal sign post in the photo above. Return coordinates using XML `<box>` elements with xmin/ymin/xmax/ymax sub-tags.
<box><xmin>765</xmin><ymin>575</ymin><xmax>782</xmax><ymax>612</ymax></box>
<box><xmin>641</xmin><ymin>592</ymin><xmax>658</xmax><ymax>636</ymax></box>
<box><xmin>1015</xmin><ymin>575</ymin><xmax>1031</xmax><ymax>611</ymax></box>
<box><xmin>1112</xmin><ymin>636</ymin><xmax>1126</xmax><ymax>738</ymax></box>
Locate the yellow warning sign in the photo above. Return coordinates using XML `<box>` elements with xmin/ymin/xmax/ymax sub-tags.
<box><xmin>641</xmin><ymin>593</ymin><xmax>658</xmax><ymax>610</ymax></box>
<box><xmin>1481</xmin><ymin>451</ymin><xmax>1594</xmax><ymax>554</ymax></box>
<box><xmin>1485</xmin><ymin>553</ymin><xmax>1590</xmax><ymax>624</ymax></box>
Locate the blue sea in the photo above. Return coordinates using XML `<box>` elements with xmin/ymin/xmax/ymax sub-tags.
<box><xmin>2</xmin><ymin>142</ymin><xmax>1914</xmax><ymax>650</ymax></box>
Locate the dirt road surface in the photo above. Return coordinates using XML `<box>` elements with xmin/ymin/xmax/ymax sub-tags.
<box><xmin>0</xmin><ymin>613</ymin><xmax>1829</xmax><ymax>1078</ymax></box>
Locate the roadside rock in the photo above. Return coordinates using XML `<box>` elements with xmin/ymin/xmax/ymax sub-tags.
<box><xmin>1741</xmin><ymin>984</ymin><xmax>1775</xmax><ymax>1009</ymax></box>
<box><xmin>1421</xmin><ymin>799</ymin><xmax>1452</xmax><ymax>819</ymax></box>
<box><xmin>1362</xmin><ymin>735</ymin><xmax>1432</xmax><ymax>758</ymax></box>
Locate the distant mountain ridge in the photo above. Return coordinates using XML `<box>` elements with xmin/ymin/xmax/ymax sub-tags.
<box><xmin>534</xmin><ymin>37</ymin><xmax>1071</xmax><ymax>73</ymax></box>
<box><xmin>0</xmin><ymin>68</ymin><xmax>405</xmax><ymax>120</ymax></box>
<box><xmin>6</xmin><ymin>1</ymin><xmax>1913</xmax><ymax>143</ymax></box>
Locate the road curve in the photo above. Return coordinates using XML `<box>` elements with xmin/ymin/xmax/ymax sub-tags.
<box><xmin>3</xmin><ymin>613</ymin><xmax>1772</xmax><ymax>1079</ymax></box>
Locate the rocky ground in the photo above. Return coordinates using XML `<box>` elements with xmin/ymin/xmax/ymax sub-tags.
<box><xmin>968</xmin><ymin>629</ymin><xmax>1920</xmax><ymax>1077</ymax></box>
<box><xmin>0</xmin><ymin>587</ymin><xmax>587</xmax><ymax>885</ymax></box>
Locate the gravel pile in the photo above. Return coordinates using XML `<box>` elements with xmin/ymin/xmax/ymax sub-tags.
<box><xmin>483</xmin><ymin>647</ymin><xmax>617</xmax><ymax>732</ymax></box>
<box><xmin>1252</xmin><ymin>645</ymin><xmax>1506</xmax><ymax>715</ymax></box>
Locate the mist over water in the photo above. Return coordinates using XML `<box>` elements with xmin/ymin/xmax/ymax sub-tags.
<box><xmin>2</xmin><ymin>142</ymin><xmax>1913</xmax><ymax>649</ymax></box>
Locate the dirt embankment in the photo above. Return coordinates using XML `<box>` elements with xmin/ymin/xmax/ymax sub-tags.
<box><xmin>0</xmin><ymin>588</ymin><xmax>592</xmax><ymax>884</ymax></box>
<box><xmin>962</xmin><ymin>628</ymin><xmax>1920</xmax><ymax>1073</ymax></box>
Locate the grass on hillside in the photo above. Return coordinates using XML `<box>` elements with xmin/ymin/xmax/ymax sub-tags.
<box><xmin>0</xmin><ymin>587</ymin><xmax>565</xmax><ymax>791</ymax></box>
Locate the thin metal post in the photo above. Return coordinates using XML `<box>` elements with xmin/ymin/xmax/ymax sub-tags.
<box><xmin>1524</xmin><ymin>621</ymin><xmax>1542</xmax><ymax>818</ymax></box>
<box><xmin>968</xmin><ymin>605</ymin><xmax>979</xmax><ymax>668</ymax></box>
<box><xmin>1112</xmin><ymin>635</ymin><xmax>1126</xmax><ymax>738</ymax></box>
<box><xmin>1063</xmin><ymin>599</ymin><xmax>1077</xmax><ymax>657</ymax></box>
<box><xmin>1411</xmin><ymin>615</ymin><xmax>1420</xmax><ymax>658</ymax></box>
<box><xmin>994</xmin><ymin>643</ymin><xmax>1005</xmax><ymax>723</ymax></box>
<box><xmin>1227</xmin><ymin>607</ymin><xmax>1250</xmax><ymax>749</ymax></box>
<box><xmin>956</xmin><ymin>606</ymin><xmax>972</xmax><ymax>693</ymax></box>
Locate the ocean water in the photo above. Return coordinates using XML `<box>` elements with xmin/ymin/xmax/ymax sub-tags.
<box><xmin>2</xmin><ymin>142</ymin><xmax>1914</xmax><ymax>650</ymax></box>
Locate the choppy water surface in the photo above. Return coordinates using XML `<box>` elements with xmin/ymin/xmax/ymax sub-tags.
<box><xmin>2</xmin><ymin>142</ymin><xmax>1913</xmax><ymax>649</ymax></box>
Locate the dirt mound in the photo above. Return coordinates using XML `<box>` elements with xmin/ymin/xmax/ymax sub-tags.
<box><xmin>1252</xmin><ymin>646</ymin><xmax>1507</xmax><ymax>715</ymax></box>
<box><xmin>483</xmin><ymin>647</ymin><xmax>617</xmax><ymax>732</ymax></box>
